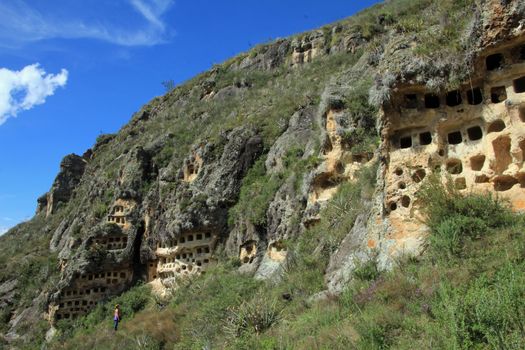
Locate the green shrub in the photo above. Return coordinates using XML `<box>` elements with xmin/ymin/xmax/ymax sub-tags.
<box><xmin>229</xmin><ymin>157</ymin><xmax>283</xmax><ymax>226</ymax></box>
<box><xmin>431</xmin><ymin>263</ymin><xmax>525</xmax><ymax>349</ymax></box>
<box><xmin>224</xmin><ymin>294</ymin><xmax>282</xmax><ymax>337</ymax></box>
<box><xmin>161</xmin><ymin>79</ymin><xmax>176</xmax><ymax>92</ymax></box>
<box><xmin>133</xmin><ymin>334</ymin><xmax>164</xmax><ymax>350</ymax></box>
<box><xmin>170</xmin><ymin>266</ymin><xmax>262</xmax><ymax>349</ymax></box>
<box><xmin>353</xmin><ymin>255</ymin><xmax>381</xmax><ymax>282</ymax></box>
<box><xmin>432</xmin><ymin>215</ymin><xmax>487</xmax><ymax>257</ymax></box>
<box><xmin>93</xmin><ymin>200</ymin><xmax>109</xmax><ymax>219</ymax></box>
<box><xmin>419</xmin><ymin>174</ymin><xmax>515</xmax><ymax>256</ymax></box>
<box><xmin>153</xmin><ymin>143</ymin><xmax>174</xmax><ymax>168</ymax></box>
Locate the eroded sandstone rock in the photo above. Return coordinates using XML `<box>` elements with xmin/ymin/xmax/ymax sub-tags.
<box><xmin>37</xmin><ymin>154</ymin><xmax>86</xmax><ymax>217</ymax></box>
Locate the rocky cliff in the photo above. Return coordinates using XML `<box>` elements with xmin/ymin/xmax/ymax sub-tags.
<box><xmin>1</xmin><ymin>0</ymin><xmax>525</xmax><ymax>348</ymax></box>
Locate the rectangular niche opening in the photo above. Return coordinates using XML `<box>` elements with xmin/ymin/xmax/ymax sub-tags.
<box><xmin>467</xmin><ymin>87</ymin><xmax>483</xmax><ymax>105</ymax></box>
<box><xmin>486</xmin><ymin>53</ymin><xmax>504</xmax><ymax>71</ymax></box>
<box><xmin>446</xmin><ymin>90</ymin><xmax>462</xmax><ymax>107</ymax></box>
<box><xmin>467</xmin><ymin>126</ymin><xmax>483</xmax><ymax>141</ymax></box>
<box><xmin>399</xmin><ymin>136</ymin><xmax>412</xmax><ymax>149</ymax></box>
<box><xmin>519</xmin><ymin>105</ymin><xmax>525</xmax><ymax>122</ymax></box>
<box><xmin>404</xmin><ymin>94</ymin><xmax>418</xmax><ymax>109</ymax></box>
<box><xmin>470</xmin><ymin>154</ymin><xmax>486</xmax><ymax>171</ymax></box>
<box><xmin>419</xmin><ymin>132</ymin><xmax>432</xmax><ymax>145</ymax></box>
<box><xmin>491</xmin><ymin>86</ymin><xmax>507</xmax><ymax>103</ymax></box>
<box><xmin>447</xmin><ymin>131</ymin><xmax>462</xmax><ymax>145</ymax></box>
<box><xmin>425</xmin><ymin>94</ymin><xmax>441</xmax><ymax>109</ymax></box>
<box><xmin>424</xmin><ymin>94</ymin><xmax>440</xmax><ymax>108</ymax></box>
<box><xmin>519</xmin><ymin>45</ymin><xmax>525</xmax><ymax>61</ymax></box>
<box><xmin>514</xmin><ymin>77</ymin><xmax>525</xmax><ymax>93</ymax></box>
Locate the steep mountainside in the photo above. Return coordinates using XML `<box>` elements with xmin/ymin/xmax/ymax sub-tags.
<box><xmin>1</xmin><ymin>0</ymin><xmax>525</xmax><ymax>348</ymax></box>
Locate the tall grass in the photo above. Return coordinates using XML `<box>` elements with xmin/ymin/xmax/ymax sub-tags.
<box><xmin>338</xmin><ymin>178</ymin><xmax>525</xmax><ymax>349</ymax></box>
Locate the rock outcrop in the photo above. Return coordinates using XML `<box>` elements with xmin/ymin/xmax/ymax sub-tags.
<box><xmin>37</xmin><ymin>154</ymin><xmax>87</xmax><ymax>217</ymax></box>
<box><xmin>2</xmin><ymin>1</ymin><xmax>525</xmax><ymax>347</ymax></box>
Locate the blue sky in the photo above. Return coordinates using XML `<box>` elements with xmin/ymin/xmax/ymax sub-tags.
<box><xmin>0</xmin><ymin>0</ymin><xmax>380</xmax><ymax>234</ymax></box>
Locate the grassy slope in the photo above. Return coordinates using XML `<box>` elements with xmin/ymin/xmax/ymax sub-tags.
<box><xmin>50</xmin><ymin>173</ymin><xmax>525</xmax><ymax>350</ymax></box>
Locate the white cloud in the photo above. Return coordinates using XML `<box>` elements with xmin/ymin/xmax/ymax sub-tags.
<box><xmin>130</xmin><ymin>0</ymin><xmax>171</xmax><ymax>29</ymax></box>
<box><xmin>0</xmin><ymin>0</ymin><xmax>174</xmax><ymax>48</ymax></box>
<box><xmin>0</xmin><ymin>64</ymin><xmax>68</xmax><ymax>125</ymax></box>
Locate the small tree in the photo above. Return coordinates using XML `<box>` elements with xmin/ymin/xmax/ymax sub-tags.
<box><xmin>161</xmin><ymin>80</ymin><xmax>175</xmax><ymax>92</ymax></box>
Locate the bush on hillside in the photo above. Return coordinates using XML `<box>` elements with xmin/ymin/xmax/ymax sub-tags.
<box><xmin>419</xmin><ymin>175</ymin><xmax>516</xmax><ymax>257</ymax></box>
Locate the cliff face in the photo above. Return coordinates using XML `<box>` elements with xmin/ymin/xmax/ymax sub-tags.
<box><xmin>1</xmin><ymin>0</ymin><xmax>525</xmax><ymax>347</ymax></box>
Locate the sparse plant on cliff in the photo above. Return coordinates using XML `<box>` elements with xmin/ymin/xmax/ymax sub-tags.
<box><xmin>228</xmin><ymin>157</ymin><xmax>283</xmax><ymax>227</ymax></box>
<box><xmin>353</xmin><ymin>249</ymin><xmax>381</xmax><ymax>282</ymax></box>
<box><xmin>419</xmin><ymin>174</ymin><xmax>516</xmax><ymax>257</ymax></box>
<box><xmin>93</xmin><ymin>201</ymin><xmax>107</xmax><ymax>219</ymax></box>
<box><xmin>161</xmin><ymin>79</ymin><xmax>175</xmax><ymax>92</ymax></box>
<box><xmin>224</xmin><ymin>293</ymin><xmax>282</xmax><ymax>337</ymax></box>
<box><xmin>133</xmin><ymin>334</ymin><xmax>163</xmax><ymax>350</ymax></box>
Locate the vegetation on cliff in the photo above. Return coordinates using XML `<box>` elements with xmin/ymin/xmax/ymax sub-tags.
<box><xmin>49</xmin><ymin>176</ymin><xmax>525</xmax><ymax>349</ymax></box>
<box><xmin>1</xmin><ymin>0</ymin><xmax>524</xmax><ymax>349</ymax></box>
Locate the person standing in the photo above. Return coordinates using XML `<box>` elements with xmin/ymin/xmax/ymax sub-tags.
<box><xmin>113</xmin><ymin>304</ymin><xmax>121</xmax><ymax>331</ymax></box>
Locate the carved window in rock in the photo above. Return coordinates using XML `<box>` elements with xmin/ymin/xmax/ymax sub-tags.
<box><xmin>518</xmin><ymin>45</ymin><xmax>525</xmax><ymax>61</ymax></box>
<box><xmin>424</xmin><ymin>94</ymin><xmax>440</xmax><ymax>108</ymax></box>
<box><xmin>455</xmin><ymin>177</ymin><xmax>467</xmax><ymax>190</ymax></box>
<box><xmin>511</xmin><ymin>45</ymin><xmax>525</xmax><ymax>62</ymax></box>
<box><xmin>491</xmin><ymin>86</ymin><xmax>507</xmax><ymax>103</ymax></box>
<box><xmin>404</xmin><ymin>94</ymin><xmax>418</xmax><ymax>109</ymax></box>
<box><xmin>494</xmin><ymin>175</ymin><xmax>518</xmax><ymax>191</ymax></box>
<box><xmin>419</xmin><ymin>132</ymin><xmax>432</xmax><ymax>146</ymax></box>
<box><xmin>112</xmin><ymin>206</ymin><xmax>124</xmax><ymax>214</ymax></box>
<box><xmin>399</xmin><ymin>135</ymin><xmax>412</xmax><ymax>149</ymax></box>
<box><xmin>486</xmin><ymin>53</ymin><xmax>504</xmax><ymax>71</ymax></box>
<box><xmin>447</xmin><ymin>131</ymin><xmax>462</xmax><ymax>145</ymax></box>
<box><xmin>467</xmin><ymin>88</ymin><xmax>483</xmax><ymax>105</ymax></box>
<box><xmin>187</xmin><ymin>164</ymin><xmax>195</xmax><ymax>175</ymax></box>
<box><xmin>470</xmin><ymin>155</ymin><xmax>486</xmax><ymax>171</ymax></box>
<box><xmin>412</xmin><ymin>169</ymin><xmax>426</xmax><ymax>183</ymax></box>
<box><xmin>487</xmin><ymin>120</ymin><xmax>506</xmax><ymax>133</ymax></box>
<box><xmin>446</xmin><ymin>90</ymin><xmax>462</xmax><ymax>107</ymax></box>
<box><xmin>514</xmin><ymin>77</ymin><xmax>525</xmax><ymax>93</ymax></box>
<box><xmin>401</xmin><ymin>196</ymin><xmax>410</xmax><ymax>208</ymax></box>
<box><xmin>446</xmin><ymin>159</ymin><xmax>463</xmax><ymax>174</ymax></box>
<box><xmin>389</xmin><ymin>202</ymin><xmax>397</xmax><ymax>211</ymax></box>
<box><xmin>520</xmin><ymin>45</ymin><xmax>525</xmax><ymax>61</ymax></box>
<box><xmin>467</xmin><ymin>126</ymin><xmax>483</xmax><ymax>141</ymax></box>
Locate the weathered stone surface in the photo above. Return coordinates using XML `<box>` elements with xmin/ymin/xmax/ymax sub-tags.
<box><xmin>378</xmin><ymin>32</ymin><xmax>525</xmax><ymax>264</ymax></box>
<box><xmin>291</xmin><ymin>31</ymin><xmax>326</xmax><ymax>67</ymax></box>
<box><xmin>234</xmin><ymin>39</ymin><xmax>291</xmax><ymax>71</ymax></box>
<box><xmin>0</xmin><ymin>280</ymin><xmax>17</xmax><ymax>309</ymax></box>
<box><xmin>325</xmin><ymin>213</ymin><xmax>368</xmax><ymax>294</ymax></box>
<box><xmin>265</xmin><ymin>108</ymin><xmax>317</xmax><ymax>173</ymax></box>
<box><xmin>37</xmin><ymin>154</ymin><xmax>87</xmax><ymax>217</ymax></box>
<box><xmin>3</xmin><ymin>3</ymin><xmax>525</xmax><ymax>345</ymax></box>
